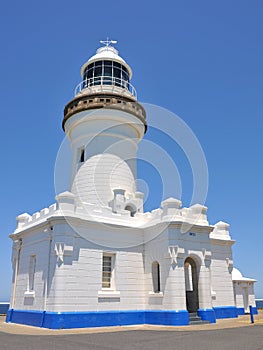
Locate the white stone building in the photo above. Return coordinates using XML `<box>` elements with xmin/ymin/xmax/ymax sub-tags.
<box><xmin>6</xmin><ymin>42</ymin><xmax>257</xmax><ymax>328</ymax></box>
<box><xmin>232</xmin><ymin>268</ymin><xmax>256</xmax><ymax>314</ymax></box>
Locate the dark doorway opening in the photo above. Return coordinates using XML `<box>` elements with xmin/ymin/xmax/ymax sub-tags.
<box><xmin>184</xmin><ymin>257</ymin><xmax>199</xmax><ymax>313</ymax></box>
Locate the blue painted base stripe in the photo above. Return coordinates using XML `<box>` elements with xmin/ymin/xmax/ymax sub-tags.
<box><xmin>213</xmin><ymin>306</ymin><xmax>238</xmax><ymax>319</ymax></box>
<box><xmin>236</xmin><ymin>307</ymin><xmax>258</xmax><ymax>315</ymax></box>
<box><xmin>250</xmin><ymin>307</ymin><xmax>258</xmax><ymax>315</ymax></box>
<box><xmin>236</xmin><ymin>307</ymin><xmax>245</xmax><ymax>315</ymax></box>
<box><xmin>197</xmin><ymin>308</ymin><xmax>216</xmax><ymax>323</ymax></box>
<box><xmin>43</xmin><ymin>310</ymin><xmax>146</xmax><ymax>329</ymax></box>
<box><xmin>8</xmin><ymin>306</ymin><xmax>252</xmax><ymax>328</ymax></box>
<box><xmin>145</xmin><ymin>310</ymin><xmax>189</xmax><ymax>326</ymax></box>
<box><xmin>6</xmin><ymin>309</ymin><xmax>45</xmax><ymax>327</ymax></box>
<box><xmin>5</xmin><ymin>308</ymin><xmax>13</xmax><ymax>323</ymax></box>
<box><xmin>7</xmin><ymin>309</ymin><xmax>190</xmax><ymax>329</ymax></box>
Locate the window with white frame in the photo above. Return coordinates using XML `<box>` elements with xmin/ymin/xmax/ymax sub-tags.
<box><xmin>102</xmin><ymin>254</ymin><xmax>115</xmax><ymax>289</ymax></box>
<box><xmin>28</xmin><ymin>255</ymin><xmax>36</xmax><ymax>291</ymax></box>
<box><xmin>152</xmin><ymin>261</ymin><xmax>161</xmax><ymax>293</ymax></box>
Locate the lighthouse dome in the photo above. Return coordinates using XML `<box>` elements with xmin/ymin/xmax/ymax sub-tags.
<box><xmin>81</xmin><ymin>45</ymin><xmax>132</xmax><ymax>78</ymax></box>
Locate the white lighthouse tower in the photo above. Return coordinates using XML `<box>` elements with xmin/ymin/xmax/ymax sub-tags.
<box><xmin>64</xmin><ymin>40</ymin><xmax>146</xmax><ymax>214</ymax></box>
<box><xmin>7</xmin><ymin>41</ymin><xmax>257</xmax><ymax>329</ymax></box>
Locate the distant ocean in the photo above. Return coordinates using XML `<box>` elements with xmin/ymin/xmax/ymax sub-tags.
<box><xmin>256</xmin><ymin>300</ymin><xmax>263</xmax><ymax>309</ymax></box>
<box><xmin>0</xmin><ymin>302</ymin><xmax>10</xmax><ymax>314</ymax></box>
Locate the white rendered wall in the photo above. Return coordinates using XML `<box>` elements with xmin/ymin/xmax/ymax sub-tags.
<box><xmin>10</xmin><ymin>220</ymin><xmax>146</xmax><ymax>313</ymax></box>
<box><xmin>248</xmin><ymin>285</ymin><xmax>256</xmax><ymax>307</ymax></box>
<box><xmin>210</xmin><ymin>242</ymin><xmax>235</xmax><ymax>307</ymax></box>
<box><xmin>10</xmin><ymin>201</ymin><xmax>249</xmax><ymax>316</ymax></box>
<box><xmin>44</xmin><ymin>221</ymin><xmax>146</xmax><ymax>312</ymax></box>
<box><xmin>144</xmin><ymin>227</ymin><xmax>177</xmax><ymax>310</ymax></box>
<box><xmin>72</xmin><ymin>153</ymin><xmax>136</xmax><ymax>207</ymax></box>
<box><xmin>168</xmin><ymin>226</ymin><xmax>213</xmax><ymax>311</ymax></box>
<box><xmin>143</xmin><ymin>224</ymin><xmax>213</xmax><ymax>311</ymax></box>
<box><xmin>10</xmin><ymin>231</ymin><xmax>50</xmax><ymax>311</ymax></box>
<box><xmin>64</xmin><ymin>109</ymin><xmax>145</xmax><ymax>202</ymax></box>
<box><xmin>12</xmin><ymin>219</ymin><xmax>214</xmax><ymax>313</ymax></box>
<box><xmin>233</xmin><ymin>282</ymin><xmax>256</xmax><ymax>312</ymax></box>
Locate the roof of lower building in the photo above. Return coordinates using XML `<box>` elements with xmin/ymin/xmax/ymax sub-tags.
<box><xmin>232</xmin><ymin>267</ymin><xmax>256</xmax><ymax>282</ymax></box>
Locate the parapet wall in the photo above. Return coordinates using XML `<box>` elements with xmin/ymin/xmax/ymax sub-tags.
<box><xmin>15</xmin><ymin>192</ymin><xmax>230</xmax><ymax>241</ymax></box>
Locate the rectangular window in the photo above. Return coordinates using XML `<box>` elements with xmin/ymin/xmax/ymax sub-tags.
<box><xmin>29</xmin><ymin>255</ymin><xmax>36</xmax><ymax>292</ymax></box>
<box><xmin>152</xmin><ymin>261</ymin><xmax>161</xmax><ymax>293</ymax></box>
<box><xmin>102</xmin><ymin>254</ymin><xmax>114</xmax><ymax>289</ymax></box>
<box><xmin>78</xmin><ymin>147</ymin><xmax>85</xmax><ymax>163</ymax></box>
<box><xmin>80</xmin><ymin>149</ymin><xmax>85</xmax><ymax>163</ymax></box>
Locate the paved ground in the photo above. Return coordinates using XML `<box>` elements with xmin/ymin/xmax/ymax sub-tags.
<box><xmin>0</xmin><ymin>311</ymin><xmax>262</xmax><ymax>350</ymax></box>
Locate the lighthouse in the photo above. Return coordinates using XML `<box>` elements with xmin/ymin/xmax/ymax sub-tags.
<box><xmin>63</xmin><ymin>40</ymin><xmax>146</xmax><ymax>215</ymax></box>
<box><xmin>6</xmin><ymin>41</ymin><xmax>257</xmax><ymax>329</ymax></box>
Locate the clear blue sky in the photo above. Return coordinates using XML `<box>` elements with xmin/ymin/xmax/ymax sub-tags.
<box><xmin>0</xmin><ymin>0</ymin><xmax>262</xmax><ymax>301</ymax></box>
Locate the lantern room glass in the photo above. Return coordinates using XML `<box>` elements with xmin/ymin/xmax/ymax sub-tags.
<box><xmin>83</xmin><ymin>60</ymin><xmax>130</xmax><ymax>89</ymax></box>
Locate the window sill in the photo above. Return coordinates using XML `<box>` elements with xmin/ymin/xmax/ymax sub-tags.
<box><xmin>148</xmin><ymin>291</ymin><xmax>163</xmax><ymax>297</ymax></box>
<box><xmin>24</xmin><ymin>291</ymin><xmax>35</xmax><ymax>298</ymax></box>
<box><xmin>98</xmin><ymin>290</ymin><xmax>120</xmax><ymax>298</ymax></box>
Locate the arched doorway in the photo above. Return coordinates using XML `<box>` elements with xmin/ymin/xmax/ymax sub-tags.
<box><xmin>184</xmin><ymin>257</ymin><xmax>199</xmax><ymax>313</ymax></box>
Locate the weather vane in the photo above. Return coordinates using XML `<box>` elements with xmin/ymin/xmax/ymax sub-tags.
<box><xmin>100</xmin><ymin>37</ymin><xmax>117</xmax><ymax>47</ymax></box>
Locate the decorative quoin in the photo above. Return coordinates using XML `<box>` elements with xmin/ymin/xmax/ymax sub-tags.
<box><xmin>168</xmin><ymin>246</ymin><xmax>185</xmax><ymax>264</ymax></box>
<box><xmin>6</xmin><ymin>41</ymin><xmax>257</xmax><ymax>329</ymax></box>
